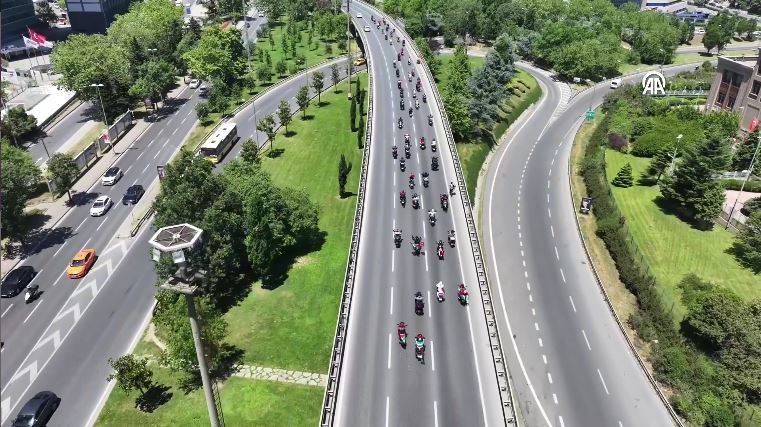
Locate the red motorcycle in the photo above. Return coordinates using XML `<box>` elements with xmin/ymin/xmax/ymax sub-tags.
<box><xmin>419</xmin><ymin>137</ymin><xmax>426</xmax><ymax>150</ymax></box>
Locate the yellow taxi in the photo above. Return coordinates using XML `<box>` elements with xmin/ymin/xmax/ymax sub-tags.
<box><xmin>67</xmin><ymin>249</ymin><xmax>97</xmax><ymax>279</ymax></box>
<box><xmin>354</xmin><ymin>57</ymin><xmax>367</xmax><ymax>66</ymax></box>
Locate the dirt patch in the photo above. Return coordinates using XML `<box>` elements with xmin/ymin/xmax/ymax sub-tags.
<box><xmin>293</xmin><ymin>255</ymin><xmax>315</xmax><ymax>267</ymax></box>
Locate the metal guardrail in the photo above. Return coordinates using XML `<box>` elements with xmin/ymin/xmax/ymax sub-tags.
<box><xmin>354</xmin><ymin>2</ymin><xmax>518</xmax><ymax>424</ymax></box>
<box><xmin>320</xmin><ymin>20</ymin><xmax>373</xmax><ymax>427</ymax></box>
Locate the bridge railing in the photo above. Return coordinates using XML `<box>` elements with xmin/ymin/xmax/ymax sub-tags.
<box><xmin>320</xmin><ymin>19</ymin><xmax>374</xmax><ymax>427</ymax></box>
<box><xmin>357</xmin><ymin>1</ymin><xmax>519</xmax><ymax>424</ymax></box>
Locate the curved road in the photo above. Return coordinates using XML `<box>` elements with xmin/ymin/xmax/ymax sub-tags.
<box><xmin>335</xmin><ymin>2</ymin><xmax>504</xmax><ymax>426</ymax></box>
<box><xmin>483</xmin><ymin>64</ymin><xmax>698</xmax><ymax>426</ymax></box>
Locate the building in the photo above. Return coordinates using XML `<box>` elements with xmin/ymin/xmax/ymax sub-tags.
<box><xmin>642</xmin><ymin>0</ymin><xmax>688</xmax><ymax>13</ymax></box>
<box><xmin>705</xmin><ymin>49</ymin><xmax>761</xmax><ymax>134</ymax></box>
<box><xmin>674</xmin><ymin>10</ymin><xmax>710</xmax><ymax>23</ymax></box>
<box><xmin>66</xmin><ymin>0</ymin><xmax>129</xmax><ymax>33</ymax></box>
<box><xmin>1</xmin><ymin>0</ymin><xmax>38</xmax><ymax>45</ymax></box>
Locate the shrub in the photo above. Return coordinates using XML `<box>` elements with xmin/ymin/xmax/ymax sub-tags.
<box><xmin>631</xmin><ymin>132</ymin><xmax>666</xmax><ymax>157</ymax></box>
<box><xmin>721</xmin><ymin>178</ymin><xmax>761</xmax><ymax>193</ymax></box>
<box><xmin>608</xmin><ymin>132</ymin><xmax>628</xmax><ymax>151</ymax></box>
<box><xmin>740</xmin><ymin>196</ymin><xmax>761</xmax><ymax>216</ymax></box>
<box><xmin>611</xmin><ymin>163</ymin><xmax>634</xmax><ymax>187</ymax></box>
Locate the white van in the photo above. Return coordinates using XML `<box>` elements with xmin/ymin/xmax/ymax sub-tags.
<box><xmin>610</xmin><ymin>78</ymin><xmax>622</xmax><ymax>89</ymax></box>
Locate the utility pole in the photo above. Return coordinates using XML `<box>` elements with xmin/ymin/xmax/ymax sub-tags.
<box><xmin>726</xmin><ymin>135</ymin><xmax>761</xmax><ymax>229</ymax></box>
<box><xmin>346</xmin><ymin>0</ymin><xmax>352</xmax><ymax>96</ymax></box>
<box><xmin>668</xmin><ymin>134</ymin><xmax>683</xmax><ymax>174</ymax></box>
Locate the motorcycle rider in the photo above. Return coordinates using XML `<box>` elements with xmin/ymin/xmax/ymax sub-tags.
<box><xmin>404</xmin><ymin>133</ymin><xmax>410</xmax><ymax>145</ymax></box>
<box><xmin>408</xmin><ymin>173</ymin><xmax>415</xmax><ymax>188</ymax></box>
<box><xmin>414</xmin><ymin>292</ymin><xmax>424</xmax><ymax>315</ymax></box>
<box><xmin>422</xmin><ymin>171</ymin><xmax>429</xmax><ymax>187</ymax></box>
<box><xmin>458</xmin><ymin>283</ymin><xmax>469</xmax><ymax>304</ymax></box>
<box><xmin>428</xmin><ymin>208</ymin><xmax>436</xmax><ymax>225</ymax></box>
<box><xmin>397</xmin><ymin>321</ymin><xmax>407</xmax><ymax>346</ymax></box>
<box><xmin>437</xmin><ymin>241</ymin><xmax>445</xmax><ymax>260</ymax></box>
<box><xmin>408</xmin><ymin>107</ymin><xmax>413</xmax><ymax>117</ymax></box>
<box><xmin>422</xmin><ymin>93</ymin><xmax>427</xmax><ymax>103</ymax></box>
<box><xmin>392</xmin><ymin>145</ymin><xmax>398</xmax><ymax>158</ymax></box>
<box><xmin>419</xmin><ymin>136</ymin><xmax>426</xmax><ymax>149</ymax></box>
<box><xmin>432</xmin><ymin>156</ymin><xmax>438</xmax><ymax>170</ymax></box>
<box><xmin>415</xmin><ymin>333</ymin><xmax>426</xmax><ymax>356</ymax></box>
<box><xmin>440</xmin><ymin>194</ymin><xmax>448</xmax><ymax>210</ymax></box>
<box><xmin>415</xmin><ymin>99</ymin><xmax>419</xmax><ymax>109</ymax></box>
<box><xmin>400</xmin><ymin>157</ymin><xmax>406</xmax><ymax>171</ymax></box>
<box><xmin>393</xmin><ymin>228</ymin><xmax>403</xmax><ymax>246</ymax></box>
<box><xmin>24</xmin><ymin>284</ymin><xmax>39</xmax><ymax>304</ymax></box>
<box><xmin>411</xmin><ymin>193</ymin><xmax>420</xmax><ymax>209</ymax></box>
<box><xmin>448</xmin><ymin>230</ymin><xmax>456</xmax><ymax>247</ymax></box>
<box><xmin>435</xmin><ymin>281</ymin><xmax>445</xmax><ymax>300</ymax></box>
<box><xmin>404</xmin><ymin>145</ymin><xmax>410</xmax><ymax>158</ymax></box>
<box><xmin>399</xmin><ymin>190</ymin><xmax>406</xmax><ymax>204</ymax></box>
<box><xmin>449</xmin><ymin>181</ymin><xmax>456</xmax><ymax>195</ymax></box>
<box><xmin>431</xmin><ymin>138</ymin><xmax>437</xmax><ymax>151</ymax></box>
<box><xmin>411</xmin><ymin>236</ymin><xmax>424</xmax><ymax>255</ymax></box>
<box><xmin>428</xmin><ymin>113</ymin><xmax>433</xmax><ymax>126</ymax></box>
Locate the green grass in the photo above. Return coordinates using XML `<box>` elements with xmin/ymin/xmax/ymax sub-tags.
<box><xmin>456</xmin><ymin>140</ymin><xmax>491</xmax><ymax>201</ymax></box>
<box><xmin>604</xmin><ymin>149</ymin><xmax>761</xmax><ymax>320</ymax></box>
<box><xmin>96</xmin><ymin>365</ymin><xmax>322</xmax><ymax>427</ymax></box>
<box><xmin>436</xmin><ymin>54</ymin><xmax>485</xmax><ymax>87</ymax></box>
<box><xmin>257</xmin><ymin>20</ymin><xmax>347</xmax><ymax>73</ymax></box>
<box><xmin>618</xmin><ymin>49</ymin><xmax>758</xmax><ymax>75</ymax></box>
<box><xmin>224</xmin><ymin>74</ymin><xmax>367</xmax><ymax>373</ymax></box>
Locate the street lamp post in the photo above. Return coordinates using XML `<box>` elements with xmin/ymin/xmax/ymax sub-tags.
<box><xmin>668</xmin><ymin>134</ymin><xmax>683</xmax><ymax>174</ymax></box>
<box><xmin>725</xmin><ymin>136</ymin><xmax>761</xmax><ymax>229</ymax></box>
<box><xmin>90</xmin><ymin>83</ymin><xmax>109</xmax><ymax>155</ymax></box>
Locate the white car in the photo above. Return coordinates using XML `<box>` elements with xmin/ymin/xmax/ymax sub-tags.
<box><xmin>101</xmin><ymin>166</ymin><xmax>123</xmax><ymax>186</ymax></box>
<box><xmin>90</xmin><ymin>195</ymin><xmax>113</xmax><ymax>217</ymax></box>
<box><xmin>189</xmin><ymin>79</ymin><xmax>201</xmax><ymax>88</ymax></box>
<box><xmin>356</xmin><ymin>13</ymin><xmax>362</xmax><ymax>18</ymax></box>
<box><xmin>364</xmin><ymin>25</ymin><xmax>370</xmax><ymax>32</ymax></box>
<box><xmin>199</xmin><ymin>83</ymin><xmax>208</xmax><ymax>93</ymax></box>
<box><xmin>609</xmin><ymin>78</ymin><xmax>622</xmax><ymax>89</ymax></box>
<box><xmin>258</xmin><ymin>12</ymin><xmax>264</xmax><ymax>17</ymax></box>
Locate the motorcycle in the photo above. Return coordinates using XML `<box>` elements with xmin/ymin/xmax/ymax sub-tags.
<box><xmin>397</xmin><ymin>80</ymin><xmax>402</xmax><ymax>90</ymax></box>
<box><xmin>437</xmin><ymin>242</ymin><xmax>445</xmax><ymax>260</ymax></box>
<box><xmin>392</xmin><ymin>145</ymin><xmax>397</xmax><ymax>159</ymax></box>
<box><xmin>422</xmin><ymin>172</ymin><xmax>429</xmax><ymax>188</ymax></box>
<box><xmin>399</xmin><ymin>191</ymin><xmax>406</xmax><ymax>207</ymax></box>
<box><xmin>411</xmin><ymin>236</ymin><xmax>424</xmax><ymax>257</ymax></box>
<box><xmin>449</xmin><ymin>182</ymin><xmax>456</xmax><ymax>196</ymax></box>
<box><xmin>431</xmin><ymin>139</ymin><xmax>437</xmax><ymax>152</ymax></box>
<box><xmin>431</xmin><ymin>156</ymin><xmax>439</xmax><ymax>171</ymax></box>
<box><xmin>415</xmin><ymin>99</ymin><xmax>419</xmax><ymax>109</ymax></box>
<box><xmin>414</xmin><ymin>292</ymin><xmax>424</xmax><ymax>315</ymax></box>
<box><xmin>408</xmin><ymin>174</ymin><xmax>415</xmax><ymax>189</ymax></box>
<box><xmin>404</xmin><ymin>146</ymin><xmax>410</xmax><ymax>159</ymax></box>
<box><xmin>458</xmin><ymin>284</ymin><xmax>469</xmax><ymax>305</ymax></box>
<box><xmin>402</xmin><ymin>39</ymin><xmax>406</xmax><ymax>46</ymax></box>
<box><xmin>395</xmin><ymin>68</ymin><xmax>400</xmax><ymax>77</ymax></box>
<box><xmin>394</xmin><ymin>230</ymin><xmax>403</xmax><ymax>247</ymax></box>
<box><xmin>408</xmin><ymin>107</ymin><xmax>413</xmax><ymax>117</ymax></box>
<box><xmin>400</xmin><ymin>158</ymin><xmax>406</xmax><ymax>171</ymax></box>
<box><xmin>419</xmin><ymin>137</ymin><xmax>426</xmax><ymax>150</ymax></box>
<box><xmin>408</xmin><ymin>58</ymin><xmax>411</xmax><ymax>66</ymax></box>
<box><xmin>412</xmin><ymin>91</ymin><xmax>417</xmax><ymax>99</ymax></box>
<box><xmin>398</xmin><ymin>117</ymin><xmax>403</xmax><ymax>129</ymax></box>
<box><xmin>441</xmin><ymin>194</ymin><xmax>448</xmax><ymax>211</ymax></box>
<box><xmin>422</xmin><ymin>93</ymin><xmax>427</xmax><ymax>103</ymax></box>
<box><xmin>435</xmin><ymin>281</ymin><xmax>445</xmax><ymax>301</ymax></box>
<box><xmin>428</xmin><ymin>114</ymin><xmax>433</xmax><ymax>126</ymax></box>
<box><xmin>415</xmin><ymin>335</ymin><xmax>425</xmax><ymax>361</ymax></box>
<box><xmin>400</xmin><ymin>100</ymin><xmax>405</xmax><ymax>110</ymax></box>
<box><xmin>428</xmin><ymin>210</ymin><xmax>436</xmax><ymax>226</ymax></box>
<box><xmin>404</xmin><ymin>133</ymin><xmax>410</xmax><ymax>145</ymax></box>
<box><xmin>24</xmin><ymin>284</ymin><xmax>39</xmax><ymax>304</ymax></box>
<box><xmin>448</xmin><ymin>230</ymin><xmax>456</xmax><ymax>248</ymax></box>
<box><xmin>385</xmin><ymin>34</ymin><xmax>388</xmax><ymax>40</ymax></box>
<box><xmin>398</xmin><ymin>322</ymin><xmax>407</xmax><ymax>347</ymax></box>
<box><xmin>411</xmin><ymin>194</ymin><xmax>420</xmax><ymax>209</ymax></box>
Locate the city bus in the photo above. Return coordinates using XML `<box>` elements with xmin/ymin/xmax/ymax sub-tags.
<box><xmin>198</xmin><ymin>122</ymin><xmax>238</xmax><ymax>164</ymax></box>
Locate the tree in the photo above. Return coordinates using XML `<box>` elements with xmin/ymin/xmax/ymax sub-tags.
<box><xmin>647</xmin><ymin>148</ymin><xmax>673</xmax><ymax>183</ymax></box>
<box><xmin>338</xmin><ymin>154</ymin><xmax>352</xmax><ymax>197</ymax></box>
<box><xmin>330</xmin><ymin>63</ymin><xmax>340</xmax><ymax>92</ymax></box>
<box><xmin>195</xmin><ymin>101</ymin><xmax>210</xmax><ymax>123</ymax></box>
<box><xmin>269</xmin><ymin>33</ymin><xmax>275</xmax><ymax>50</ymax></box>
<box><xmin>47</xmin><ymin>153</ymin><xmax>79</xmax><ymax>201</ymax></box>
<box><xmin>275</xmin><ymin>59</ymin><xmax>287</xmax><ymax>77</ymax></box>
<box><xmin>107</xmin><ymin>355</ymin><xmax>154</xmax><ymax>397</ymax></box>
<box><xmin>128</xmin><ymin>59</ymin><xmax>176</xmax><ymax>108</ymax></box>
<box><xmin>312</xmin><ymin>71</ymin><xmax>325</xmax><ymax>104</ymax></box>
<box><xmin>703</xmin><ymin>12</ymin><xmax>735</xmax><ymax>53</ymax></box>
<box><xmin>611</xmin><ymin>163</ymin><xmax>634</xmax><ymax>187</ymax></box>
<box><xmin>35</xmin><ymin>2</ymin><xmax>57</xmax><ymax>24</ymax></box>
<box><xmin>183</xmin><ymin>26</ymin><xmax>246</xmax><ymax>84</ymax></box>
<box><xmin>107</xmin><ymin>0</ymin><xmax>184</xmax><ymax>66</ymax></box>
<box><xmin>732</xmin><ymin>211</ymin><xmax>761</xmax><ymax>273</ymax></box>
<box><xmin>493</xmin><ymin>33</ymin><xmax>516</xmax><ymax>66</ymax></box>
<box><xmin>240</xmin><ymin>137</ymin><xmax>260</xmax><ymax>163</ymax></box>
<box><xmin>51</xmin><ymin>34</ymin><xmax>134</xmax><ymax>118</ymax></box>
<box><xmin>732</xmin><ymin>130</ymin><xmax>761</xmax><ymax>175</ymax></box>
<box><xmin>357</xmin><ymin>113</ymin><xmax>365</xmax><ymax>149</ymax></box>
<box><xmin>441</xmin><ymin>88</ymin><xmax>472</xmax><ymax>139</ymax></box>
<box><xmin>741</xmin><ymin>196</ymin><xmax>761</xmax><ymax>216</ymax></box>
<box><xmin>277</xmin><ymin>99</ymin><xmax>292</xmax><ymax>135</ymax></box>
<box><xmin>257</xmin><ymin>114</ymin><xmax>277</xmax><ymax>151</ymax></box>
<box><xmin>1</xmin><ymin>140</ymin><xmax>41</xmax><ymax>241</ymax></box>
<box><xmin>281</xmin><ymin>34</ymin><xmax>289</xmax><ymax>58</ymax></box>
<box><xmin>350</xmin><ymin>93</ymin><xmax>357</xmax><ymax>131</ymax></box>
<box><xmin>296</xmin><ymin>85</ymin><xmax>310</xmax><ymax>118</ymax></box>
<box><xmin>469</xmin><ymin>52</ymin><xmax>514</xmax><ymax>111</ymax></box>
<box><xmin>256</xmin><ymin>65</ymin><xmax>272</xmax><ymax>83</ymax></box>
<box><xmin>1</xmin><ymin>106</ymin><xmax>38</xmax><ymax>145</ymax></box>
<box><xmin>415</xmin><ymin>37</ymin><xmax>441</xmax><ymax>77</ymax></box>
<box><xmin>325</xmin><ymin>42</ymin><xmax>333</xmax><ymax>55</ymax></box>
<box><xmin>660</xmin><ymin>135</ymin><xmax>730</xmax><ymax>228</ymax></box>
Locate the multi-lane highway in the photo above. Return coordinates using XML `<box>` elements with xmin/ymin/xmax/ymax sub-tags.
<box><xmin>0</xmin><ymin>15</ymin><xmax>347</xmax><ymax>425</ymax></box>
<box><xmin>482</xmin><ymin>64</ymin><xmax>697</xmax><ymax>426</ymax></box>
<box><xmin>334</xmin><ymin>2</ymin><xmax>504</xmax><ymax>425</ymax></box>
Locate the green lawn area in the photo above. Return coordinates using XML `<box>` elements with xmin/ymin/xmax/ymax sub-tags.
<box><xmin>618</xmin><ymin>49</ymin><xmax>758</xmax><ymax>75</ymax></box>
<box><xmin>224</xmin><ymin>74</ymin><xmax>366</xmax><ymax>373</ymax></box>
<box><xmin>96</xmin><ymin>364</ymin><xmax>322</xmax><ymax>427</ymax></box>
<box><xmin>258</xmin><ymin>20</ymin><xmax>349</xmax><ymax>72</ymax></box>
<box><xmin>66</xmin><ymin>122</ymin><xmax>106</xmax><ymax>156</ymax></box>
<box><xmin>605</xmin><ymin>149</ymin><xmax>760</xmax><ymax>320</ymax></box>
<box><xmin>436</xmin><ymin>53</ymin><xmax>541</xmax><ymax>201</ymax></box>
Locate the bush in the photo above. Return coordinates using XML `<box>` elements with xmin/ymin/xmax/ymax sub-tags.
<box><xmin>721</xmin><ymin>178</ymin><xmax>761</xmax><ymax>193</ymax></box>
<box><xmin>631</xmin><ymin>132</ymin><xmax>666</xmax><ymax>157</ymax></box>
<box><xmin>740</xmin><ymin>196</ymin><xmax>761</xmax><ymax>216</ymax></box>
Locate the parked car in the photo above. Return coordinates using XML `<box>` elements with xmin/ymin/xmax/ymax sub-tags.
<box><xmin>356</xmin><ymin>12</ymin><xmax>362</xmax><ymax>18</ymax></box>
<box><xmin>101</xmin><ymin>167</ymin><xmax>123</xmax><ymax>186</ymax></box>
<box><xmin>89</xmin><ymin>195</ymin><xmax>113</xmax><ymax>217</ymax></box>
<box><xmin>189</xmin><ymin>79</ymin><xmax>201</xmax><ymax>88</ymax></box>
<box><xmin>354</xmin><ymin>57</ymin><xmax>366</xmax><ymax>66</ymax></box>
<box><xmin>122</xmin><ymin>185</ymin><xmax>145</xmax><ymax>205</ymax></box>
<box><xmin>67</xmin><ymin>249</ymin><xmax>96</xmax><ymax>279</ymax></box>
<box><xmin>609</xmin><ymin>78</ymin><xmax>622</xmax><ymax>89</ymax></box>
<box><xmin>258</xmin><ymin>12</ymin><xmax>264</xmax><ymax>17</ymax></box>
<box><xmin>1</xmin><ymin>266</ymin><xmax>36</xmax><ymax>298</ymax></box>
<box><xmin>12</xmin><ymin>391</ymin><xmax>60</xmax><ymax>427</ymax></box>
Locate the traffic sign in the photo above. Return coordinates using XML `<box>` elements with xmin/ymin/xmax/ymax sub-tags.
<box><xmin>585</xmin><ymin>110</ymin><xmax>595</xmax><ymax>121</ymax></box>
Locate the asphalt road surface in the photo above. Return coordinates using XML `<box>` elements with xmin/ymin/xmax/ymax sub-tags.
<box><xmin>482</xmin><ymin>64</ymin><xmax>698</xmax><ymax>427</ymax></box>
<box><xmin>25</xmin><ymin>101</ymin><xmax>97</xmax><ymax>166</ymax></box>
<box><xmin>334</xmin><ymin>2</ymin><xmax>504</xmax><ymax>426</ymax></box>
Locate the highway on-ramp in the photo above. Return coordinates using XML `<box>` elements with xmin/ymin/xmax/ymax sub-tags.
<box><xmin>482</xmin><ymin>64</ymin><xmax>697</xmax><ymax>426</ymax></box>
<box><xmin>334</xmin><ymin>2</ymin><xmax>505</xmax><ymax>426</ymax></box>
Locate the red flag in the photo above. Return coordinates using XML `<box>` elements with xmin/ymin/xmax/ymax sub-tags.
<box><xmin>28</xmin><ymin>27</ymin><xmax>47</xmax><ymax>45</ymax></box>
<box><xmin>750</xmin><ymin>118</ymin><xmax>759</xmax><ymax>133</ymax></box>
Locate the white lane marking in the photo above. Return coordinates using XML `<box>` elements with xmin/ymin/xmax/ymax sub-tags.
<box><xmin>96</xmin><ymin>220</ymin><xmax>106</xmax><ymax>232</ymax></box>
<box><xmin>547</xmin><ymin>180</ymin><xmax>551</xmax><ymax>189</ymax></box>
<box><xmin>153</xmin><ymin>150</ymin><xmax>160</xmax><ymax>160</ymax></box>
<box><xmin>559</xmin><ymin>416</ymin><xmax>565</xmax><ymax>427</ymax></box>
<box><xmin>548</xmin><ymin>208</ymin><xmax>552</xmax><ymax>218</ymax></box>
<box><xmin>524</xmin><ymin>271</ymin><xmax>528</xmax><ymax>278</ymax></box>
<box><xmin>23</xmin><ymin>299</ymin><xmax>44</xmax><ymax>324</ymax></box>
<box><xmin>547</xmin><ymin>372</ymin><xmax>553</xmax><ymax>384</ymax></box>
<box><xmin>538</xmin><ymin>338</ymin><xmax>543</xmax><ymax>347</ymax></box>
<box><xmin>526</xmin><ymin>282</ymin><xmax>531</xmax><ymax>291</ymax></box>
<box><xmin>387</xmin><ymin>333</ymin><xmax>392</xmax><ymax>370</ymax></box>
<box><xmin>560</xmin><ymin>268</ymin><xmax>566</xmax><ymax>283</ymax></box>
<box><xmin>519</xmin><ymin>240</ymin><xmax>523</xmax><ymax>247</ymax></box>
<box><xmin>136</xmin><ymin>152</ymin><xmax>143</xmax><ymax>161</ymax></box>
<box><xmin>550</xmin><ymin>225</ymin><xmax>554</xmax><ymax>237</ymax></box>
<box><xmin>529</xmin><ymin>293</ymin><xmax>533</xmax><ymax>303</ymax></box>
<box><xmin>74</xmin><ymin>217</ymin><xmax>87</xmax><ymax>232</ymax></box>
<box><xmin>597</xmin><ymin>369</ymin><xmax>610</xmax><ymax>395</ymax></box>
<box><xmin>433</xmin><ymin>401</ymin><xmax>439</xmax><ymax>427</ymax></box>
<box><xmin>569</xmin><ymin>295</ymin><xmax>577</xmax><ymax>312</ymax></box>
<box><xmin>531</xmin><ymin>308</ymin><xmax>536</xmax><ymax>316</ymax></box>
<box><xmin>172</xmin><ymin>128</ymin><xmax>178</xmax><ymax>135</ymax></box>
<box><xmin>582</xmin><ymin>329</ymin><xmax>592</xmax><ymax>351</ymax></box>
<box><xmin>385</xmin><ymin>396</ymin><xmax>390</xmax><ymax>427</ymax></box>
<box><xmin>554</xmin><ymin>246</ymin><xmax>559</xmax><ymax>260</ymax></box>
<box><xmin>53</xmin><ymin>244</ymin><xmax>66</xmax><ymax>258</ymax></box>
<box><xmin>618</xmin><ymin>422</ymin><xmax>623</xmax><ymax>427</ymax></box>
<box><xmin>391</xmin><ymin>250</ymin><xmax>395</xmax><ymax>272</ymax></box>
<box><xmin>547</xmin><ymin>194</ymin><xmax>550</xmax><ymax>203</ymax></box>
<box><xmin>553</xmin><ymin>393</ymin><xmax>558</xmax><ymax>404</ymax></box>
<box><xmin>2</xmin><ymin>304</ymin><xmax>14</xmax><ymax>318</ymax></box>
<box><xmin>430</xmin><ymin>340</ymin><xmax>435</xmax><ymax>371</ymax></box>
<box><xmin>28</xmin><ymin>270</ymin><xmax>43</xmax><ymax>286</ymax></box>
<box><xmin>520</xmin><ymin>250</ymin><xmax>525</xmax><ymax>257</ymax></box>
<box><xmin>125</xmin><ymin>165</ymin><xmax>133</xmax><ymax>173</ymax></box>
<box><xmin>542</xmin><ymin>354</ymin><xmax>547</xmax><ymax>364</ymax></box>
<box><xmin>157</xmin><ymin>129</ymin><xmax>164</xmax><ymax>137</ymax></box>
<box><xmin>181</xmin><ymin>115</ymin><xmax>188</xmax><ymax>125</ymax></box>
<box><xmin>131</xmin><ymin>179</ymin><xmax>138</xmax><ymax>187</ymax></box>
<box><xmin>389</xmin><ymin>286</ymin><xmax>394</xmax><ymax>315</ymax></box>
<box><xmin>522</xmin><ymin>260</ymin><xmax>526</xmax><ymax>267</ymax></box>
<box><xmin>427</xmin><ymin>291</ymin><xmax>431</xmax><ymax>318</ymax></box>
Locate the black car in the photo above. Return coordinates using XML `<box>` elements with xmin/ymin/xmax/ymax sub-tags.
<box><xmin>1</xmin><ymin>266</ymin><xmax>35</xmax><ymax>298</ymax></box>
<box><xmin>122</xmin><ymin>184</ymin><xmax>145</xmax><ymax>205</ymax></box>
<box><xmin>12</xmin><ymin>391</ymin><xmax>59</xmax><ymax>427</ymax></box>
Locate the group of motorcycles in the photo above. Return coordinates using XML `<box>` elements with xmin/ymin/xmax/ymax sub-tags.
<box><xmin>374</xmin><ymin>13</ymin><xmax>470</xmax><ymax>366</ymax></box>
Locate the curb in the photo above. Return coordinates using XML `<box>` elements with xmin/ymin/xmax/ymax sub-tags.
<box><xmin>565</xmin><ymin>119</ymin><xmax>684</xmax><ymax>427</ymax></box>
